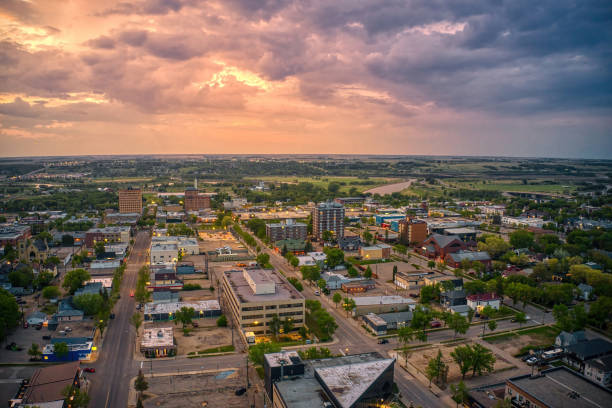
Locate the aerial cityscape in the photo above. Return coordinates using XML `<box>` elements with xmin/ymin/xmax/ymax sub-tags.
<box><xmin>1</xmin><ymin>1</ymin><xmax>612</xmax><ymax>408</ymax></box>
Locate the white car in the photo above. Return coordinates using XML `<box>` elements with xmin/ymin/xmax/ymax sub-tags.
<box><xmin>314</xmin><ymin>290</ymin><xmax>320</xmax><ymax>296</ymax></box>
<box><xmin>526</xmin><ymin>357</ymin><xmax>538</xmax><ymax>365</ymax></box>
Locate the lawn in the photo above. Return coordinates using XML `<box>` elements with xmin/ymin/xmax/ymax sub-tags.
<box><xmin>448</xmin><ymin>180</ymin><xmax>575</xmax><ymax>194</ymax></box>
<box><xmin>254</xmin><ymin>176</ymin><xmax>396</xmax><ymax>194</ymax></box>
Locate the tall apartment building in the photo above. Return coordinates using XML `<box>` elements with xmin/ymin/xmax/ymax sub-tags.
<box><xmin>312</xmin><ymin>201</ymin><xmax>345</xmax><ymax>241</ymax></box>
<box><xmin>265</xmin><ymin>219</ymin><xmax>307</xmax><ymax>242</ymax></box>
<box><xmin>118</xmin><ymin>187</ymin><xmax>142</xmax><ymax>214</ymax></box>
<box><xmin>184</xmin><ymin>187</ymin><xmax>211</xmax><ymax>211</ymax></box>
<box><xmin>398</xmin><ymin>218</ymin><xmax>428</xmax><ymax>246</ymax></box>
<box><xmin>222</xmin><ymin>268</ymin><xmax>305</xmax><ymax>342</ymax></box>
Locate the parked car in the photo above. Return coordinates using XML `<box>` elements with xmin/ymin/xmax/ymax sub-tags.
<box><xmin>83</xmin><ymin>368</ymin><xmax>95</xmax><ymax>373</ymax></box>
<box><xmin>110</xmin><ymin>313</ymin><xmax>115</xmax><ymax>319</ymax></box>
<box><xmin>314</xmin><ymin>290</ymin><xmax>320</xmax><ymax>296</ymax></box>
<box><xmin>35</xmin><ymin>324</ymin><xmax>42</xmax><ymax>330</ymax></box>
<box><xmin>192</xmin><ymin>322</ymin><xmax>199</xmax><ymax>328</ymax></box>
<box><xmin>64</xmin><ymin>327</ymin><xmax>72</xmax><ymax>332</ymax></box>
<box><xmin>409</xmin><ymin>293</ymin><xmax>419</xmax><ymax>298</ymax></box>
<box><xmin>377</xmin><ymin>339</ymin><xmax>389</xmax><ymax>344</ymax></box>
<box><xmin>526</xmin><ymin>357</ymin><xmax>539</xmax><ymax>366</ymax></box>
<box><xmin>235</xmin><ymin>387</ymin><xmax>246</xmax><ymax>396</ymax></box>
<box><xmin>430</xmin><ymin>321</ymin><xmax>442</xmax><ymax>328</ymax></box>
<box><xmin>42</xmin><ymin>335</ymin><xmax>51</xmax><ymax>340</ymax></box>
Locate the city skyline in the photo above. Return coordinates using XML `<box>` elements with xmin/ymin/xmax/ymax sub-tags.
<box><xmin>1</xmin><ymin>0</ymin><xmax>611</xmax><ymax>158</ymax></box>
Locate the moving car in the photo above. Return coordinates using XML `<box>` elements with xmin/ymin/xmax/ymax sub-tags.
<box><xmin>83</xmin><ymin>368</ymin><xmax>95</xmax><ymax>373</ymax></box>
<box><xmin>130</xmin><ymin>290</ymin><xmax>135</xmax><ymax>297</ymax></box>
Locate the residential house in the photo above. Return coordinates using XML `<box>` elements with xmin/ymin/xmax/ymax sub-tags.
<box><xmin>584</xmin><ymin>354</ymin><xmax>612</xmax><ymax>387</ymax></box>
<box><xmin>577</xmin><ymin>283</ymin><xmax>594</xmax><ymax>301</ymax></box>
<box><xmin>564</xmin><ymin>338</ymin><xmax>612</xmax><ymax>374</ymax></box>
<box><xmin>466</xmin><ymin>292</ymin><xmax>501</xmax><ymax>311</ymax></box>
<box><xmin>338</xmin><ymin>235</ymin><xmax>362</xmax><ymax>251</ymax></box>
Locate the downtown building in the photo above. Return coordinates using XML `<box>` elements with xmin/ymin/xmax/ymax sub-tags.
<box><xmin>118</xmin><ymin>187</ymin><xmax>142</xmax><ymax>214</ymax></box>
<box><xmin>222</xmin><ymin>268</ymin><xmax>305</xmax><ymax>342</ymax></box>
<box><xmin>266</xmin><ymin>219</ymin><xmax>308</xmax><ymax>243</ymax></box>
<box><xmin>398</xmin><ymin>217</ymin><xmax>428</xmax><ymax>246</ymax></box>
<box><xmin>312</xmin><ymin>201</ymin><xmax>345</xmax><ymax>241</ymax></box>
<box><xmin>184</xmin><ymin>187</ymin><xmax>211</xmax><ymax>211</ymax></box>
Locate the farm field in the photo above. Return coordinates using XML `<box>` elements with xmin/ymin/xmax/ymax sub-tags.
<box><xmin>254</xmin><ymin>176</ymin><xmax>397</xmax><ymax>193</ymax></box>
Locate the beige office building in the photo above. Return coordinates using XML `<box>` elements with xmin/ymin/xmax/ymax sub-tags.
<box><xmin>119</xmin><ymin>187</ymin><xmax>142</xmax><ymax>214</ymax></box>
<box><xmin>222</xmin><ymin>268</ymin><xmax>305</xmax><ymax>341</ymax></box>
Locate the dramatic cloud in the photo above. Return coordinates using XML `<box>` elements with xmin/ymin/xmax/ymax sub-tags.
<box><xmin>0</xmin><ymin>0</ymin><xmax>610</xmax><ymax>157</ymax></box>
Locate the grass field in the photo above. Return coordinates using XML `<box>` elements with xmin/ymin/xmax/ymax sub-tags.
<box><xmin>448</xmin><ymin>180</ymin><xmax>575</xmax><ymax>194</ymax></box>
<box><xmin>91</xmin><ymin>177</ymin><xmax>154</xmax><ymax>183</ymax></box>
<box><xmin>254</xmin><ymin>176</ymin><xmax>397</xmax><ymax>193</ymax></box>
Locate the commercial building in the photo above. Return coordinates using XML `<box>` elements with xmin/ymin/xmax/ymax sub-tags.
<box><xmin>312</xmin><ymin>201</ymin><xmax>345</xmax><ymax>241</ymax></box>
<box><xmin>140</xmin><ymin>327</ymin><xmax>177</xmax><ymax>358</ymax></box>
<box><xmin>42</xmin><ymin>337</ymin><xmax>93</xmax><ymax>362</ymax></box>
<box><xmin>150</xmin><ymin>243</ymin><xmax>179</xmax><ymax>264</ymax></box>
<box><xmin>222</xmin><ymin>268</ymin><xmax>305</xmax><ymax>341</ymax></box>
<box><xmin>419</xmin><ymin>233</ymin><xmax>467</xmax><ymax>259</ymax></box>
<box><xmin>341</xmin><ymin>279</ymin><xmax>376</xmax><ymax>294</ymax></box>
<box><xmin>359</xmin><ymin>243</ymin><xmax>391</xmax><ymax>260</ymax></box>
<box><xmin>85</xmin><ymin>226</ymin><xmax>130</xmax><ymax>247</ymax></box>
<box><xmin>267</xmin><ymin>352</ymin><xmax>395</xmax><ymax>408</ymax></box>
<box><xmin>104</xmin><ymin>212</ymin><xmax>140</xmax><ymax>225</ymax></box>
<box><xmin>266</xmin><ymin>219</ymin><xmax>308</xmax><ymax>242</ymax></box>
<box><xmin>362</xmin><ymin>314</ymin><xmax>388</xmax><ymax>335</ymax></box>
<box><xmin>151</xmin><ymin>235</ymin><xmax>200</xmax><ymax>255</ymax></box>
<box><xmin>143</xmin><ymin>300</ymin><xmax>221</xmax><ymax>321</ymax></box>
<box><xmin>394</xmin><ymin>271</ymin><xmax>433</xmax><ymax>290</ymax></box>
<box><xmin>351</xmin><ymin>295</ymin><xmax>416</xmax><ymax>316</ymax></box>
<box><xmin>445</xmin><ymin>250</ymin><xmax>492</xmax><ymax>270</ymax></box>
<box><xmin>0</xmin><ymin>225</ymin><xmax>31</xmax><ymax>247</ymax></box>
<box><xmin>441</xmin><ymin>227</ymin><xmax>478</xmax><ymax>242</ymax></box>
<box><xmin>11</xmin><ymin>362</ymin><xmax>82</xmax><ymax>408</ymax></box>
<box><xmin>398</xmin><ymin>218</ymin><xmax>428</xmax><ymax>246</ymax></box>
<box><xmin>184</xmin><ymin>187</ymin><xmax>211</xmax><ymax>211</ymax></box>
<box><xmin>362</xmin><ymin>311</ymin><xmax>414</xmax><ymax>334</ymax></box>
<box><xmin>334</xmin><ymin>197</ymin><xmax>365</xmax><ymax>206</ymax></box>
<box><xmin>118</xmin><ymin>187</ymin><xmax>142</xmax><ymax>214</ymax></box>
<box><xmin>505</xmin><ymin>366</ymin><xmax>612</xmax><ymax>408</ymax></box>
<box><xmin>148</xmin><ymin>267</ymin><xmax>183</xmax><ymax>292</ymax></box>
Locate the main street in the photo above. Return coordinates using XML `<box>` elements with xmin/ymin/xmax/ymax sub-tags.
<box><xmin>88</xmin><ymin>230</ymin><xmax>150</xmax><ymax>408</ymax></box>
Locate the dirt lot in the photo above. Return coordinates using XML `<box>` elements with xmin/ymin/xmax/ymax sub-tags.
<box><xmin>142</xmin><ymin>369</ymin><xmax>249</xmax><ymax>408</ymax></box>
<box><xmin>407</xmin><ymin>342</ymin><xmax>515</xmax><ymax>383</ymax></box>
<box><xmin>485</xmin><ymin>327</ymin><xmax>560</xmax><ymax>356</ymax></box>
<box><xmin>142</xmin><ymin>321</ymin><xmax>232</xmax><ymax>356</ymax></box>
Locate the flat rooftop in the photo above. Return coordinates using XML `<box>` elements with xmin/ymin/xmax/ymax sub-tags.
<box><xmin>508</xmin><ymin>367</ymin><xmax>612</xmax><ymax>408</ymax></box>
<box><xmin>224</xmin><ymin>269</ymin><xmax>304</xmax><ymax>303</ymax></box>
<box><xmin>352</xmin><ymin>295</ymin><xmax>415</xmax><ymax>306</ymax></box>
<box><xmin>274</xmin><ymin>378</ymin><xmax>328</xmax><ymax>408</ymax></box>
<box><xmin>141</xmin><ymin>327</ymin><xmax>174</xmax><ymax>348</ymax></box>
<box><xmin>144</xmin><ymin>300</ymin><xmax>220</xmax><ymax>315</ymax></box>
<box><xmin>264</xmin><ymin>351</ymin><xmax>302</xmax><ymax>368</ymax></box>
<box><xmin>151</xmin><ymin>243</ymin><xmax>178</xmax><ymax>251</ymax></box>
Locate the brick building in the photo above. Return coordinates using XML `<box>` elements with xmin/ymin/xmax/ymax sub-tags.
<box><xmin>184</xmin><ymin>187</ymin><xmax>211</xmax><ymax>211</ymax></box>
<box><xmin>118</xmin><ymin>187</ymin><xmax>142</xmax><ymax>214</ymax></box>
<box><xmin>398</xmin><ymin>218</ymin><xmax>428</xmax><ymax>246</ymax></box>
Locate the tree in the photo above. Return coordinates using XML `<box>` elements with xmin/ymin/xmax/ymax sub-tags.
<box><xmin>0</xmin><ymin>288</ymin><xmax>20</xmax><ymax>341</ymax></box>
<box><xmin>324</xmin><ymin>247</ymin><xmax>345</xmax><ymax>268</ymax></box>
<box><xmin>364</xmin><ymin>266</ymin><xmax>373</xmax><ymax>279</ymax></box>
<box><xmin>256</xmin><ymin>252</ymin><xmax>270</xmax><ymax>267</ymax></box>
<box><xmin>9</xmin><ymin>268</ymin><xmax>34</xmax><ymax>288</ymax></box>
<box><xmin>301</xmin><ymin>265</ymin><xmax>320</xmax><ymax>282</ymax></box>
<box><xmin>332</xmin><ymin>292</ymin><xmax>342</xmax><ymax>308</ymax></box>
<box><xmin>73</xmin><ymin>293</ymin><xmax>103</xmax><ymax>315</ymax></box>
<box><xmin>131</xmin><ymin>313</ymin><xmax>143</xmax><ymax>336</ymax></box>
<box><xmin>290</xmin><ymin>257</ymin><xmax>299</xmax><ymax>269</ymax></box>
<box><xmin>94</xmin><ymin>241</ymin><xmax>106</xmax><ymax>257</ymax></box>
<box><xmin>62</xmin><ymin>269</ymin><xmax>91</xmax><ymax>294</ymax></box>
<box><xmin>317</xmin><ymin>279</ymin><xmax>327</xmax><ymax>291</ymax></box>
<box><xmin>448</xmin><ymin>313</ymin><xmax>469</xmax><ymax>339</ymax></box>
<box><xmin>342</xmin><ymin>298</ymin><xmax>355</xmax><ymax>316</ymax></box>
<box><xmin>428</xmin><ymin>260</ymin><xmax>436</xmax><ymax>269</ymax></box>
<box><xmin>420</xmin><ymin>284</ymin><xmax>440</xmax><ymax>304</ymax></box>
<box><xmin>136</xmin><ymin>395</ymin><xmax>144</xmax><ymax>408</ymax></box>
<box><xmin>28</xmin><ymin>343</ymin><xmax>42</xmax><ymax>360</ymax></box>
<box><xmin>217</xmin><ymin>314</ymin><xmax>228</xmax><ymax>327</ymax></box>
<box><xmin>322</xmin><ymin>230</ymin><xmax>334</xmax><ymax>243</ymax></box>
<box><xmin>467</xmin><ymin>308</ymin><xmax>475</xmax><ymax>324</ymax></box>
<box><xmin>392</xmin><ymin>265</ymin><xmax>398</xmax><ymax>282</ymax></box>
<box><xmin>299</xmin><ymin>347</ymin><xmax>332</xmax><ymax>360</ymax></box>
<box><xmin>425</xmin><ymin>349</ymin><xmax>447</xmax><ymax>386</ymax></box>
<box><xmin>487</xmin><ymin>320</ymin><xmax>497</xmax><ymax>333</ymax></box>
<box><xmin>174</xmin><ymin>307</ymin><xmax>195</xmax><ymax>329</ymax></box>
<box><xmin>347</xmin><ymin>266</ymin><xmax>359</xmax><ymax>277</ymax></box>
<box><xmin>470</xmin><ymin>344</ymin><xmax>496</xmax><ymax>377</ymax></box>
<box><xmin>62</xmin><ymin>386</ymin><xmax>90</xmax><ymax>408</ymax></box>
<box><xmin>397</xmin><ymin>326</ymin><xmax>417</xmax><ymax>364</ymax></box>
<box><xmin>42</xmin><ymin>285</ymin><xmax>61</xmax><ymax>300</ymax></box>
<box><xmin>134</xmin><ymin>369</ymin><xmax>149</xmax><ymax>395</ymax></box>
<box><xmin>514</xmin><ymin>312</ymin><xmax>527</xmax><ymax>328</ymax></box>
<box><xmin>450</xmin><ymin>381</ymin><xmax>468</xmax><ymax>408</ymax></box>
<box><xmin>553</xmin><ymin>304</ymin><xmax>587</xmax><ymax>332</ymax></box>
<box><xmin>587</xmin><ymin>296</ymin><xmax>612</xmax><ymax>329</ymax></box>
<box><xmin>328</xmin><ymin>182</ymin><xmax>341</xmax><ymax>194</ymax></box>
<box><xmin>34</xmin><ymin>271</ymin><xmax>54</xmax><ymax>289</ymax></box>
<box><xmin>54</xmin><ymin>342</ymin><xmax>69</xmax><ymax>359</ymax></box>
<box><xmin>510</xmin><ymin>229</ymin><xmax>534</xmax><ymax>249</ymax></box>
<box><xmin>450</xmin><ymin>345</ymin><xmax>473</xmax><ymax>380</ymax></box>
<box><xmin>269</xmin><ymin>314</ymin><xmax>281</xmax><ymax>339</ymax></box>
<box><xmin>61</xmin><ymin>234</ymin><xmax>75</xmax><ymax>246</ymax></box>
<box><xmin>282</xmin><ymin>317</ymin><xmax>294</xmax><ymax>334</ymax></box>
<box><xmin>248</xmin><ymin>342</ymin><xmax>281</xmax><ymax>366</ymax></box>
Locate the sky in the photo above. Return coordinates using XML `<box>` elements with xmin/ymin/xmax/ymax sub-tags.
<box><xmin>0</xmin><ymin>0</ymin><xmax>611</xmax><ymax>158</ymax></box>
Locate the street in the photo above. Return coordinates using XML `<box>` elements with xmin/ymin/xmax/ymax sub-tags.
<box><xmin>88</xmin><ymin>230</ymin><xmax>150</xmax><ymax>408</ymax></box>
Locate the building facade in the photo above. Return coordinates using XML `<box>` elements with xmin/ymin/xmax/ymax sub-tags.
<box><xmin>312</xmin><ymin>201</ymin><xmax>345</xmax><ymax>241</ymax></box>
<box><xmin>184</xmin><ymin>187</ymin><xmax>211</xmax><ymax>211</ymax></box>
<box><xmin>266</xmin><ymin>220</ymin><xmax>308</xmax><ymax>242</ymax></box>
<box><xmin>222</xmin><ymin>268</ymin><xmax>305</xmax><ymax>341</ymax></box>
<box><xmin>398</xmin><ymin>218</ymin><xmax>428</xmax><ymax>246</ymax></box>
<box><xmin>85</xmin><ymin>226</ymin><xmax>131</xmax><ymax>247</ymax></box>
<box><xmin>119</xmin><ymin>187</ymin><xmax>142</xmax><ymax>214</ymax></box>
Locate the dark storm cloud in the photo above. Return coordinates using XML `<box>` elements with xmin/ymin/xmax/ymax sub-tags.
<box><xmin>86</xmin><ymin>36</ymin><xmax>116</xmax><ymax>49</ymax></box>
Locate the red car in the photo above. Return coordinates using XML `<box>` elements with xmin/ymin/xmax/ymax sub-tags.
<box><xmin>130</xmin><ymin>290</ymin><xmax>134</xmax><ymax>297</ymax></box>
<box><xmin>430</xmin><ymin>321</ymin><xmax>442</xmax><ymax>328</ymax></box>
<box><xmin>83</xmin><ymin>368</ymin><xmax>95</xmax><ymax>373</ymax></box>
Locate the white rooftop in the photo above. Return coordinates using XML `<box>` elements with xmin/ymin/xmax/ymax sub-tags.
<box><xmin>353</xmin><ymin>295</ymin><xmax>416</xmax><ymax>306</ymax></box>
<box><xmin>264</xmin><ymin>350</ymin><xmax>301</xmax><ymax>367</ymax></box>
<box><xmin>141</xmin><ymin>327</ymin><xmax>174</xmax><ymax>348</ymax></box>
<box><xmin>144</xmin><ymin>300</ymin><xmax>220</xmax><ymax>315</ymax></box>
